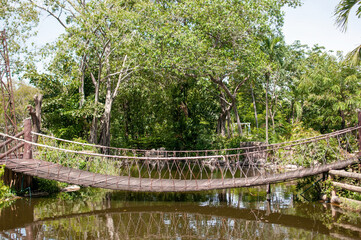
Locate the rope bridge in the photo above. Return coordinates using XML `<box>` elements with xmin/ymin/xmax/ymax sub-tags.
<box><xmin>0</xmin><ymin>119</ymin><xmax>360</xmax><ymax>192</ymax></box>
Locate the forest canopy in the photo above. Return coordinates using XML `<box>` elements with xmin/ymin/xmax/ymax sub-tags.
<box><xmin>2</xmin><ymin>0</ymin><xmax>361</xmax><ymax>150</ymax></box>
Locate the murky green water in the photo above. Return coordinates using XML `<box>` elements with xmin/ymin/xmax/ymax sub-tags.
<box><xmin>1</xmin><ymin>184</ymin><xmax>361</xmax><ymax>239</ymax></box>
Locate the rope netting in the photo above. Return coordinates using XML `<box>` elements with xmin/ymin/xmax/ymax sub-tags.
<box><xmin>0</xmin><ymin>126</ymin><xmax>360</xmax><ymax>191</ymax></box>
<box><xmin>1</xmin><ymin>210</ymin><xmax>326</xmax><ymax>239</ymax></box>
<box><xmin>32</xmin><ymin>126</ymin><xmax>360</xmax><ymax>157</ymax></box>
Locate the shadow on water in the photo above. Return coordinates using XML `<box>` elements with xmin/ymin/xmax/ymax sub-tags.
<box><xmin>1</xmin><ymin>184</ymin><xmax>361</xmax><ymax>239</ymax></box>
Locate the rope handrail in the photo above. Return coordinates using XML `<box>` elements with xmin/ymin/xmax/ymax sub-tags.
<box><xmin>1</xmin><ymin>125</ymin><xmax>357</xmax><ymax>161</ymax></box>
<box><xmin>0</xmin><ymin>132</ymin><xmax>227</xmax><ymax>160</ymax></box>
<box><xmin>1</xmin><ymin>121</ymin><xmax>359</xmax><ymax>192</ymax></box>
<box><xmin>31</xmin><ymin>126</ymin><xmax>361</xmax><ymax>154</ymax></box>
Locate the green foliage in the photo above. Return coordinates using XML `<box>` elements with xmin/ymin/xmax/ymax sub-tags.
<box><xmin>296</xmin><ymin>176</ymin><xmax>322</xmax><ymax>202</ymax></box>
<box><xmin>331</xmin><ymin>164</ymin><xmax>361</xmax><ymax>202</ymax></box>
<box><xmin>34</xmin><ymin>178</ymin><xmax>67</xmax><ymax>195</ymax></box>
<box><xmin>0</xmin><ymin>166</ymin><xmax>14</xmax><ymax>202</ymax></box>
<box><xmin>3</xmin><ymin>0</ymin><xmax>360</xmax><ymax>158</ymax></box>
<box><xmin>0</xmin><ymin>81</ymin><xmax>40</xmax><ymax>130</ymax></box>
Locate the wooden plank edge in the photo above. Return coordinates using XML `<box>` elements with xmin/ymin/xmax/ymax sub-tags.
<box><xmin>332</xmin><ymin>181</ymin><xmax>361</xmax><ymax>193</ymax></box>
<box><xmin>329</xmin><ymin>170</ymin><xmax>361</xmax><ymax>181</ymax></box>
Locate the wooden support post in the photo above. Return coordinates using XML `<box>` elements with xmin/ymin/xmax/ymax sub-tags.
<box><xmin>266</xmin><ymin>183</ymin><xmax>271</xmax><ymax>201</ymax></box>
<box><xmin>23</xmin><ymin>118</ymin><xmax>32</xmax><ymax>159</ymax></box>
<box><xmin>3</xmin><ymin>119</ymin><xmax>34</xmax><ymax>191</ymax></box>
<box><xmin>20</xmin><ymin>118</ymin><xmax>33</xmax><ymax>191</ymax></box>
<box><xmin>27</xmin><ymin>94</ymin><xmax>43</xmax><ymax>143</ymax></box>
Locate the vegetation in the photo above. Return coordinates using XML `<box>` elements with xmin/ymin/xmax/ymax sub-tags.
<box><xmin>1</xmin><ymin>0</ymin><xmax>360</xmax><ymax>152</ymax></box>
<box><xmin>1</xmin><ymin>0</ymin><xmax>361</xmax><ymax>203</ymax></box>
<box><xmin>0</xmin><ymin>166</ymin><xmax>15</xmax><ymax>204</ymax></box>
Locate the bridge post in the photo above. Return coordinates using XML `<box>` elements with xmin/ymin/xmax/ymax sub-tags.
<box><xmin>3</xmin><ymin>118</ymin><xmax>33</xmax><ymax>191</ymax></box>
<box><xmin>19</xmin><ymin>118</ymin><xmax>33</xmax><ymax>191</ymax></box>
<box><xmin>23</xmin><ymin>118</ymin><xmax>32</xmax><ymax>159</ymax></box>
<box><xmin>266</xmin><ymin>183</ymin><xmax>271</xmax><ymax>201</ymax></box>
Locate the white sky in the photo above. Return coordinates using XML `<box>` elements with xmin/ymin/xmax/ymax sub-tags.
<box><xmin>283</xmin><ymin>0</ymin><xmax>361</xmax><ymax>54</ymax></box>
<box><xmin>35</xmin><ymin>0</ymin><xmax>361</xmax><ymax>54</ymax></box>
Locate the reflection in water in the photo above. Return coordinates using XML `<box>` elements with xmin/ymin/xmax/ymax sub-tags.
<box><xmin>0</xmin><ymin>185</ymin><xmax>361</xmax><ymax>239</ymax></box>
<box><xmin>4</xmin><ymin>211</ymin><xmax>328</xmax><ymax>239</ymax></box>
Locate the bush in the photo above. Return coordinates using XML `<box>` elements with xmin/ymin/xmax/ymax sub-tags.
<box><xmin>0</xmin><ymin>165</ymin><xmax>14</xmax><ymax>201</ymax></box>
<box><xmin>34</xmin><ymin>178</ymin><xmax>68</xmax><ymax>194</ymax></box>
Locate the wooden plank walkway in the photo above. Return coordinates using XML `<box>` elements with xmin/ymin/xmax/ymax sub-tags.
<box><xmin>0</xmin><ymin>157</ymin><xmax>359</xmax><ymax>192</ymax></box>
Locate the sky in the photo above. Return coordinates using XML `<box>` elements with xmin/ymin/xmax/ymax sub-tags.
<box><xmin>283</xmin><ymin>0</ymin><xmax>361</xmax><ymax>54</ymax></box>
<box><xmin>35</xmin><ymin>0</ymin><xmax>361</xmax><ymax>54</ymax></box>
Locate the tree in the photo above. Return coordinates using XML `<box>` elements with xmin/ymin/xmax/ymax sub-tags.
<box><xmin>0</xmin><ymin>1</ymin><xmax>39</xmax><ymax>75</ymax></box>
<box><xmin>298</xmin><ymin>48</ymin><xmax>361</xmax><ymax>131</ymax></box>
<box><xmin>144</xmin><ymin>0</ymin><xmax>297</xmax><ymax>137</ymax></box>
<box><xmin>29</xmin><ymin>0</ymin><xmax>147</xmax><ymax>146</ymax></box>
<box><xmin>24</xmin><ymin>0</ymin><xmax>303</xmax><ymax>149</ymax></box>
<box><xmin>335</xmin><ymin>0</ymin><xmax>361</xmax><ymax>65</ymax></box>
<box><xmin>261</xmin><ymin>36</ymin><xmax>285</xmax><ymax>143</ymax></box>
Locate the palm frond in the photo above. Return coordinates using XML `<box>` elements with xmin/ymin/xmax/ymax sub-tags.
<box><xmin>345</xmin><ymin>44</ymin><xmax>361</xmax><ymax>66</ymax></box>
<box><xmin>334</xmin><ymin>0</ymin><xmax>361</xmax><ymax>32</ymax></box>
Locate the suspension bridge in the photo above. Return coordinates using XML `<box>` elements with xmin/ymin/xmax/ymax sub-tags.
<box><xmin>0</xmin><ymin>118</ymin><xmax>360</xmax><ymax>192</ymax></box>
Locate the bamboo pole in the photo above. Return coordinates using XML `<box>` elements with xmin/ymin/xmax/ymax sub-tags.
<box><xmin>329</xmin><ymin>170</ymin><xmax>361</xmax><ymax>181</ymax></box>
<box><xmin>332</xmin><ymin>181</ymin><xmax>361</xmax><ymax>194</ymax></box>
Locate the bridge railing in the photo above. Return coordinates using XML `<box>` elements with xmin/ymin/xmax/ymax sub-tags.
<box><xmin>32</xmin><ymin>126</ymin><xmax>360</xmax><ymax>158</ymax></box>
<box><xmin>0</xmin><ymin>119</ymin><xmax>360</xmax><ymax>191</ymax></box>
<box><xmin>0</xmin><ymin>118</ymin><xmax>33</xmax><ymax>161</ymax></box>
<box><xmin>28</xmin><ymin>126</ymin><xmax>360</xmax><ymax>181</ymax></box>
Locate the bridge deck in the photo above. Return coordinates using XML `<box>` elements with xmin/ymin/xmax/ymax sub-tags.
<box><xmin>1</xmin><ymin>157</ymin><xmax>359</xmax><ymax>192</ymax></box>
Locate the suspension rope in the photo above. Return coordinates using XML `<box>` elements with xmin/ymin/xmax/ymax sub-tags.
<box><xmin>31</xmin><ymin>125</ymin><xmax>361</xmax><ymax>154</ymax></box>
<box><xmin>0</xmin><ymin>124</ymin><xmax>356</xmax><ymax>161</ymax></box>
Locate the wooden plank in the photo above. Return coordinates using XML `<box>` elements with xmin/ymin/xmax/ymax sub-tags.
<box><xmin>2</xmin><ymin>157</ymin><xmax>360</xmax><ymax>192</ymax></box>
<box><xmin>332</xmin><ymin>181</ymin><xmax>361</xmax><ymax>193</ymax></box>
<box><xmin>329</xmin><ymin>170</ymin><xmax>361</xmax><ymax>180</ymax></box>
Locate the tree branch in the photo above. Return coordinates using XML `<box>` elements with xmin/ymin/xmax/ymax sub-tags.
<box><xmin>219</xmin><ymin>96</ymin><xmax>231</xmax><ymax>106</ymax></box>
<box><xmin>90</xmin><ymin>72</ymin><xmax>97</xmax><ymax>87</ymax></box>
<box><xmin>233</xmin><ymin>75</ymin><xmax>250</xmax><ymax>95</ymax></box>
<box><xmin>30</xmin><ymin>1</ymin><xmax>68</xmax><ymax>29</ymax></box>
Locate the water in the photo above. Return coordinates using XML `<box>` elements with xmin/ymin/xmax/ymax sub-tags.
<box><xmin>1</xmin><ymin>184</ymin><xmax>361</xmax><ymax>239</ymax></box>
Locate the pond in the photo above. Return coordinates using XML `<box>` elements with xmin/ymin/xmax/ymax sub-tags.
<box><xmin>1</xmin><ymin>184</ymin><xmax>360</xmax><ymax>239</ymax></box>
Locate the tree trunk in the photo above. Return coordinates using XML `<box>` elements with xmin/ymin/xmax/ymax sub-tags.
<box><xmin>250</xmin><ymin>83</ymin><xmax>258</xmax><ymax>128</ymax></box>
<box><xmin>226</xmin><ymin>110</ymin><xmax>232</xmax><ymax>138</ymax></box>
<box><xmin>217</xmin><ymin>111</ymin><xmax>227</xmax><ymax>137</ymax></box>
<box><xmin>270</xmin><ymin>109</ymin><xmax>275</xmax><ymax>135</ymax></box>
<box><xmin>28</xmin><ymin>94</ymin><xmax>43</xmax><ymax>142</ymax></box>
<box><xmin>99</xmin><ymin>42</ymin><xmax>112</xmax><ymax>147</ymax></box>
<box><xmin>265</xmin><ymin>72</ymin><xmax>270</xmax><ymax>144</ymax></box>
<box><xmin>79</xmin><ymin>55</ymin><xmax>86</xmax><ymax>108</ymax></box>
<box><xmin>233</xmin><ymin>101</ymin><xmax>243</xmax><ymax>135</ymax></box>
<box><xmin>90</xmin><ymin>83</ymin><xmax>99</xmax><ymax>144</ymax></box>
<box><xmin>212</xmin><ymin>77</ymin><xmax>247</xmax><ymax>136</ymax></box>
<box><xmin>99</xmin><ymin>97</ymin><xmax>112</xmax><ymax>148</ymax></box>
<box><xmin>217</xmin><ymin>93</ymin><xmax>229</xmax><ymax>137</ymax></box>
<box><xmin>340</xmin><ymin>110</ymin><xmax>346</xmax><ymax>129</ymax></box>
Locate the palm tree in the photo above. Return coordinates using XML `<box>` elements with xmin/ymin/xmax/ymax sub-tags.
<box><xmin>335</xmin><ymin>0</ymin><xmax>361</xmax><ymax>65</ymax></box>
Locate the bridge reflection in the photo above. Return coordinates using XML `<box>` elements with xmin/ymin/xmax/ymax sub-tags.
<box><xmin>1</xmin><ymin>191</ymin><xmax>361</xmax><ymax>240</ymax></box>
